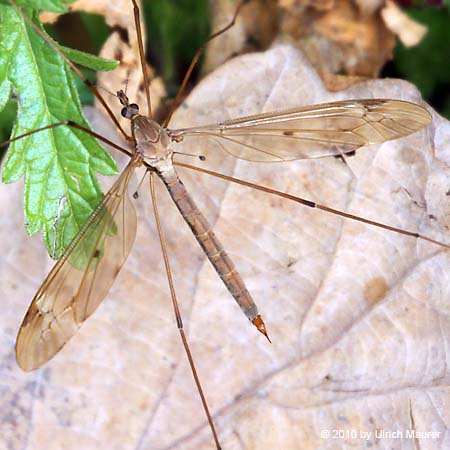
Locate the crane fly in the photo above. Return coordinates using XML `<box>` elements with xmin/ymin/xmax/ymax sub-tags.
<box><xmin>15</xmin><ymin>93</ymin><xmax>435</xmax><ymax>369</ymax></box>
<box><xmin>3</xmin><ymin>0</ymin><xmax>449</xmax><ymax>449</ymax></box>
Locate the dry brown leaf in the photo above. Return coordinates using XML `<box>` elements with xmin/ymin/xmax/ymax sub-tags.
<box><xmin>319</xmin><ymin>71</ymin><xmax>366</xmax><ymax>91</ymax></box>
<box><xmin>206</xmin><ymin>0</ymin><xmax>428</xmax><ymax>83</ymax></box>
<box><xmin>381</xmin><ymin>0</ymin><xmax>428</xmax><ymax>48</ymax></box>
<box><xmin>279</xmin><ymin>0</ymin><xmax>335</xmax><ymax>11</ymax></box>
<box><xmin>42</xmin><ymin>0</ymin><xmax>138</xmax><ymax>27</ymax></box>
<box><xmin>2</xmin><ymin>45</ymin><xmax>450</xmax><ymax>450</ymax></box>
<box><xmin>353</xmin><ymin>0</ymin><xmax>384</xmax><ymax>16</ymax></box>
<box><xmin>280</xmin><ymin>0</ymin><xmax>396</xmax><ymax>77</ymax></box>
<box><xmin>206</xmin><ymin>0</ymin><xmax>396</xmax><ymax>82</ymax></box>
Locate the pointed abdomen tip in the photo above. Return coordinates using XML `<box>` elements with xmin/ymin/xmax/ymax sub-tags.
<box><xmin>251</xmin><ymin>315</ymin><xmax>271</xmax><ymax>343</ymax></box>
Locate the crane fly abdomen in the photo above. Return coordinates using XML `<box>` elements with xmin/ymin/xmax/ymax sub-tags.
<box><xmin>159</xmin><ymin>165</ymin><xmax>261</xmax><ymax>324</ymax></box>
<box><xmin>125</xmin><ymin>111</ymin><xmax>268</xmax><ymax>337</ymax></box>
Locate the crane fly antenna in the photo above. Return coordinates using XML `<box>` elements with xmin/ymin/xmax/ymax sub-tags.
<box><xmin>97</xmin><ymin>85</ymin><xmax>118</xmax><ymax>99</ymax></box>
<box><xmin>163</xmin><ymin>0</ymin><xmax>250</xmax><ymax>128</ymax></box>
<box><xmin>131</xmin><ymin>0</ymin><xmax>152</xmax><ymax>117</ymax></box>
<box><xmin>124</xmin><ymin>70</ymin><xmax>131</xmax><ymax>97</ymax></box>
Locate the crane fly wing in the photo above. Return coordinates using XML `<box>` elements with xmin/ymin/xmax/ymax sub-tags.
<box><xmin>172</xmin><ymin>99</ymin><xmax>431</xmax><ymax>162</ymax></box>
<box><xmin>16</xmin><ymin>159</ymin><xmax>139</xmax><ymax>371</ymax></box>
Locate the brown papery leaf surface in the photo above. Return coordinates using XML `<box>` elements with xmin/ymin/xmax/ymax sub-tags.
<box><xmin>206</xmin><ymin>0</ymin><xmax>393</xmax><ymax>77</ymax></box>
<box><xmin>205</xmin><ymin>0</ymin><xmax>428</xmax><ymax>85</ymax></box>
<box><xmin>2</xmin><ymin>45</ymin><xmax>450</xmax><ymax>450</ymax></box>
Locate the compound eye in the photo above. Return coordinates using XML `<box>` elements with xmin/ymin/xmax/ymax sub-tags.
<box><xmin>120</xmin><ymin>106</ymin><xmax>128</xmax><ymax>118</ymax></box>
<box><xmin>130</xmin><ymin>103</ymin><xmax>139</xmax><ymax>115</ymax></box>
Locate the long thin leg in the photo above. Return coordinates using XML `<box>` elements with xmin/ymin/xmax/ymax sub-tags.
<box><xmin>163</xmin><ymin>0</ymin><xmax>250</xmax><ymax>128</ymax></box>
<box><xmin>8</xmin><ymin>0</ymin><xmax>131</xmax><ymax>141</ymax></box>
<box><xmin>131</xmin><ymin>0</ymin><xmax>152</xmax><ymax>118</ymax></box>
<box><xmin>149</xmin><ymin>173</ymin><xmax>222</xmax><ymax>450</ymax></box>
<box><xmin>173</xmin><ymin>161</ymin><xmax>450</xmax><ymax>250</ymax></box>
<box><xmin>0</xmin><ymin>121</ymin><xmax>133</xmax><ymax>159</ymax></box>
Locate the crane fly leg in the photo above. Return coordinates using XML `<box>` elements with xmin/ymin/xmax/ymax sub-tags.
<box><xmin>174</xmin><ymin>161</ymin><xmax>450</xmax><ymax>251</ymax></box>
<box><xmin>149</xmin><ymin>173</ymin><xmax>222</xmax><ymax>450</ymax></box>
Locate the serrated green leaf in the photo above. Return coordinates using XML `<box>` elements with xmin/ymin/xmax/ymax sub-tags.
<box><xmin>60</xmin><ymin>44</ymin><xmax>118</xmax><ymax>71</ymax></box>
<box><xmin>13</xmin><ymin>0</ymin><xmax>75</xmax><ymax>14</ymax></box>
<box><xmin>0</xmin><ymin>2</ymin><xmax>119</xmax><ymax>258</ymax></box>
<box><xmin>0</xmin><ymin>79</ymin><xmax>11</xmax><ymax>111</ymax></box>
<box><xmin>0</xmin><ymin>98</ymin><xmax>16</xmax><ymax>146</ymax></box>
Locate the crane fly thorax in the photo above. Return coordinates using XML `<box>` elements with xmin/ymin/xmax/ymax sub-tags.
<box><xmin>132</xmin><ymin>115</ymin><xmax>173</xmax><ymax>170</ymax></box>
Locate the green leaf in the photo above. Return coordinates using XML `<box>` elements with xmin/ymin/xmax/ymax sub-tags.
<box><xmin>0</xmin><ymin>2</ymin><xmax>119</xmax><ymax>258</ymax></box>
<box><xmin>60</xmin><ymin>44</ymin><xmax>118</xmax><ymax>71</ymax></box>
<box><xmin>0</xmin><ymin>98</ymin><xmax>16</xmax><ymax>146</ymax></box>
<box><xmin>14</xmin><ymin>0</ymin><xmax>75</xmax><ymax>14</ymax></box>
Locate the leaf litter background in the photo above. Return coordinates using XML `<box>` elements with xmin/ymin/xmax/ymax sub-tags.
<box><xmin>2</xmin><ymin>3</ymin><xmax>450</xmax><ymax>450</ymax></box>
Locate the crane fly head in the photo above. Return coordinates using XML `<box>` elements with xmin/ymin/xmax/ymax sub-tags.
<box><xmin>117</xmin><ymin>89</ymin><xmax>139</xmax><ymax>120</ymax></box>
